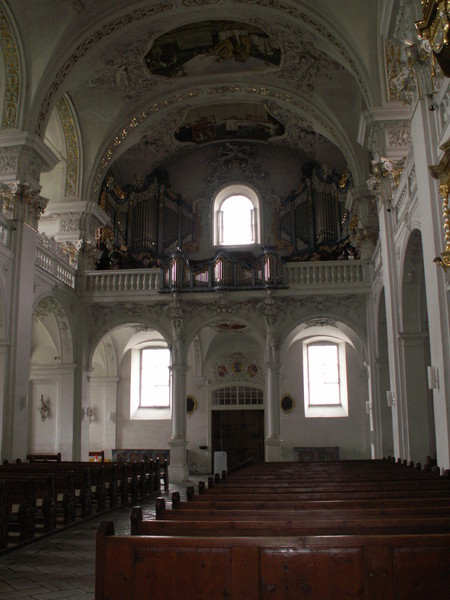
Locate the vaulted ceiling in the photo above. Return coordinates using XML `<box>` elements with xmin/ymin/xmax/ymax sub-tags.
<box><xmin>5</xmin><ymin>0</ymin><xmax>383</xmax><ymax>203</ymax></box>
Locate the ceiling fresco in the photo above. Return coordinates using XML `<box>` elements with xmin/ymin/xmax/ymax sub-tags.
<box><xmin>174</xmin><ymin>102</ymin><xmax>285</xmax><ymax>144</ymax></box>
<box><xmin>144</xmin><ymin>20</ymin><xmax>282</xmax><ymax>78</ymax></box>
<box><xmin>4</xmin><ymin>0</ymin><xmax>381</xmax><ymax>209</ymax></box>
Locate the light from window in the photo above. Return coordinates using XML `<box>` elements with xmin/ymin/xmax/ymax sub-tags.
<box><xmin>140</xmin><ymin>348</ymin><xmax>170</xmax><ymax>407</ymax></box>
<box><xmin>218</xmin><ymin>195</ymin><xmax>255</xmax><ymax>245</ymax></box>
<box><xmin>303</xmin><ymin>339</ymin><xmax>348</xmax><ymax>417</ymax></box>
<box><xmin>213</xmin><ymin>185</ymin><xmax>260</xmax><ymax>246</ymax></box>
<box><xmin>307</xmin><ymin>344</ymin><xmax>340</xmax><ymax>405</ymax></box>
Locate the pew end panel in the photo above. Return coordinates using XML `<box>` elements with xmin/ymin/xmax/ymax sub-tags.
<box><xmin>95</xmin><ymin>528</ymin><xmax>450</xmax><ymax>600</ymax></box>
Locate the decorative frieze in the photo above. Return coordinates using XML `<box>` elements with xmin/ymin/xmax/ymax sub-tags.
<box><xmin>55</xmin><ymin>97</ymin><xmax>80</xmax><ymax>198</ymax></box>
<box><xmin>0</xmin><ymin>4</ymin><xmax>20</xmax><ymax>129</ymax></box>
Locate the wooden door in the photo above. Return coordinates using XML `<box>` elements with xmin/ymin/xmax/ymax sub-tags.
<box><xmin>212</xmin><ymin>409</ymin><xmax>264</xmax><ymax>470</ymax></box>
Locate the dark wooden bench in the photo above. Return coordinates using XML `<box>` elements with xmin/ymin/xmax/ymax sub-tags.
<box><xmin>26</xmin><ymin>453</ymin><xmax>61</xmax><ymax>462</ymax></box>
<box><xmin>132</xmin><ymin>504</ymin><xmax>450</xmax><ymax>535</ymax></box>
<box><xmin>96</xmin><ymin>522</ymin><xmax>450</xmax><ymax>600</ymax></box>
<box><xmin>0</xmin><ymin>458</ymin><xmax>157</xmax><ymax>552</ymax></box>
<box><xmin>96</xmin><ymin>459</ymin><xmax>450</xmax><ymax>598</ymax></box>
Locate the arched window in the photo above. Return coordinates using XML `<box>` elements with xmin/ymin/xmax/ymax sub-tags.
<box><xmin>303</xmin><ymin>337</ymin><xmax>348</xmax><ymax>418</ymax></box>
<box><xmin>130</xmin><ymin>338</ymin><xmax>171</xmax><ymax>419</ymax></box>
<box><xmin>213</xmin><ymin>185</ymin><xmax>260</xmax><ymax>246</ymax></box>
<box><xmin>140</xmin><ymin>347</ymin><xmax>171</xmax><ymax>408</ymax></box>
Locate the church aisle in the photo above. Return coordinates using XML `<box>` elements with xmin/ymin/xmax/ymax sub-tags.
<box><xmin>0</xmin><ymin>479</ymin><xmax>194</xmax><ymax>600</ymax></box>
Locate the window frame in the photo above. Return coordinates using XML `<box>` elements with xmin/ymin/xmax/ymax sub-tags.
<box><xmin>302</xmin><ymin>337</ymin><xmax>348</xmax><ymax>418</ymax></box>
<box><xmin>130</xmin><ymin>343</ymin><xmax>172</xmax><ymax>420</ymax></box>
<box><xmin>213</xmin><ymin>184</ymin><xmax>261</xmax><ymax>248</ymax></box>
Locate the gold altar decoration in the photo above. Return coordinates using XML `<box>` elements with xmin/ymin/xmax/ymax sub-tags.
<box><xmin>416</xmin><ymin>1</ymin><xmax>450</xmax><ymax>77</ymax></box>
<box><xmin>430</xmin><ymin>140</ymin><xmax>450</xmax><ymax>269</ymax></box>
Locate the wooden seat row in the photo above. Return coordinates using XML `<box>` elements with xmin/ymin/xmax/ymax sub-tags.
<box><xmin>0</xmin><ymin>457</ymin><xmax>167</xmax><ymax>551</ymax></box>
<box><xmin>96</xmin><ymin>458</ymin><xmax>450</xmax><ymax>600</ymax></box>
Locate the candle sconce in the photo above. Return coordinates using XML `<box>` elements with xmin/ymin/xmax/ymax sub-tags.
<box><xmin>84</xmin><ymin>406</ymin><xmax>95</xmax><ymax>424</ymax></box>
<box><xmin>38</xmin><ymin>394</ymin><xmax>50</xmax><ymax>422</ymax></box>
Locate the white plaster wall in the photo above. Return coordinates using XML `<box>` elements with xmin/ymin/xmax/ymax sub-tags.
<box><xmin>115</xmin><ymin>350</ymin><xmax>172</xmax><ymax>451</ymax></box>
<box><xmin>280</xmin><ymin>340</ymin><xmax>371</xmax><ymax>460</ymax></box>
<box><xmin>28</xmin><ymin>380</ymin><xmax>58</xmax><ymax>453</ymax></box>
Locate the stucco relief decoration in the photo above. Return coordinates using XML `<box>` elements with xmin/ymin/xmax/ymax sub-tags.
<box><xmin>212</xmin><ymin>352</ymin><xmax>262</xmax><ymax>384</ymax></box>
<box><xmin>88</xmin><ymin>38</ymin><xmax>159</xmax><ymax>97</ymax></box>
<box><xmin>90</xmin><ymin>302</ymin><xmax>165</xmax><ymax>332</ymax></box>
<box><xmin>0</xmin><ymin>4</ymin><xmax>20</xmax><ymax>129</ymax></box>
<box><xmin>144</xmin><ymin>20</ymin><xmax>282</xmax><ymax>79</ymax></box>
<box><xmin>240</xmin><ymin>0</ymin><xmax>370</xmax><ymax>104</ymax></box>
<box><xmin>385</xmin><ymin>39</ymin><xmax>416</xmax><ymax>103</ymax></box>
<box><xmin>214</xmin><ymin>292</ymin><xmax>236</xmax><ymax>316</ymax></box>
<box><xmin>205</xmin><ymin>142</ymin><xmax>267</xmax><ymax>190</ymax></box>
<box><xmin>367</xmin><ymin>158</ymin><xmax>404</xmax><ymax>204</ymax></box>
<box><xmin>59</xmin><ymin>213</ymin><xmax>81</xmax><ymax>232</ymax></box>
<box><xmin>386</xmin><ymin>126</ymin><xmax>412</xmax><ymax>150</ymax></box>
<box><xmin>33</xmin><ymin>296</ymin><xmax>66</xmax><ymax>322</ymax></box>
<box><xmin>288</xmin><ymin>294</ymin><xmax>364</xmax><ymax>325</ymax></box>
<box><xmin>0</xmin><ymin>148</ymin><xmax>19</xmax><ymax>176</ymax></box>
<box><xmin>138</xmin><ymin>107</ymin><xmax>188</xmax><ymax>157</ymax></box>
<box><xmin>257</xmin><ymin>20</ymin><xmax>343</xmax><ymax>93</ymax></box>
<box><xmin>56</xmin><ymin>97</ymin><xmax>79</xmax><ymax>198</ymax></box>
<box><xmin>36</xmin><ymin>2</ymin><xmax>173</xmax><ymax>135</ymax></box>
<box><xmin>5</xmin><ymin>184</ymin><xmax>47</xmax><ymax>229</ymax></box>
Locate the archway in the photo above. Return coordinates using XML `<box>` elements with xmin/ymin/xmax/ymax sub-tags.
<box><xmin>30</xmin><ymin>296</ymin><xmax>74</xmax><ymax>458</ymax></box>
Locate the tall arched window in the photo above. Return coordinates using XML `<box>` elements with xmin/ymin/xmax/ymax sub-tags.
<box><xmin>213</xmin><ymin>185</ymin><xmax>260</xmax><ymax>246</ymax></box>
<box><xmin>303</xmin><ymin>337</ymin><xmax>348</xmax><ymax>418</ymax></box>
<box><xmin>130</xmin><ymin>337</ymin><xmax>171</xmax><ymax>420</ymax></box>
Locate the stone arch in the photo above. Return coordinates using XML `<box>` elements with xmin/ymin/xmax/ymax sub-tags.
<box><xmin>29</xmin><ymin>295</ymin><xmax>75</xmax><ymax>458</ymax></box>
<box><xmin>89</xmin><ymin>322</ymin><xmax>172</xmax><ymax>455</ymax></box>
<box><xmin>32</xmin><ymin>295</ymin><xmax>74</xmax><ymax>365</ymax></box>
<box><xmin>40</xmin><ymin>95</ymin><xmax>81</xmax><ymax>208</ymax></box>
<box><xmin>279</xmin><ymin>315</ymin><xmax>370</xmax><ymax>459</ymax></box>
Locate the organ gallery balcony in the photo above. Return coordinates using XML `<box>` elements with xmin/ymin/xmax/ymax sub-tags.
<box><xmin>80</xmin><ymin>251</ymin><xmax>371</xmax><ymax>300</ymax></box>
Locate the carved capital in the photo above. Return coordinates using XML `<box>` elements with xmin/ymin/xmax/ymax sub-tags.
<box><xmin>0</xmin><ymin>181</ymin><xmax>48</xmax><ymax>228</ymax></box>
<box><xmin>0</xmin><ymin>132</ymin><xmax>59</xmax><ymax>190</ymax></box>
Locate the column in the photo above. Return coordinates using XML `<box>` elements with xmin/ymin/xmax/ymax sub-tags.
<box><xmin>262</xmin><ymin>291</ymin><xmax>282</xmax><ymax>461</ymax></box>
<box><xmin>0</xmin><ymin>133</ymin><xmax>58</xmax><ymax>460</ymax></box>
<box><xmin>167</xmin><ymin>294</ymin><xmax>189</xmax><ymax>482</ymax></box>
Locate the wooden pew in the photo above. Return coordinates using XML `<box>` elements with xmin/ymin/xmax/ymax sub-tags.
<box><xmin>0</xmin><ymin>458</ymin><xmax>155</xmax><ymax>551</ymax></box>
<box><xmin>96</xmin><ymin>521</ymin><xmax>450</xmax><ymax>600</ymax></box>
<box><xmin>26</xmin><ymin>453</ymin><xmax>61</xmax><ymax>462</ymax></box>
<box><xmin>132</xmin><ymin>504</ymin><xmax>450</xmax><ymax>535</ymax></box>
<box><xmin>96</xmin><ymin>459</ymin><xmax>450</xmax><ymax>598</ymax></box>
